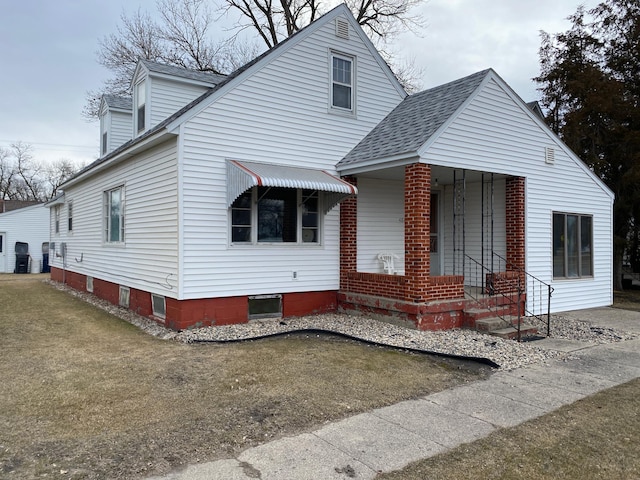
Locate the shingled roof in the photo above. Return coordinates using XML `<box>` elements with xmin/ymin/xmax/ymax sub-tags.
<box><xmin>337</xmin><ymin>69</ymin><xmax>491</xmax><ymax>170</ymax></box>
<box><xmin>140</xmin><ymin>59</ymin><xmax>227</xmax><ymax>86</ymax></box>
<box><xmin>102</xmin><ymin>94</ymin><xmax>132</xmax><ymax>111</ymax></box>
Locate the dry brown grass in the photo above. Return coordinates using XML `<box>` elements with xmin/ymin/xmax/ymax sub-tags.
<box><xmin>377</xmin><ymin>379</ymin><xmax>640</xmax><ymax>480</ymax></box>
<box><xmin>0</xmin><ymin>276</ymin><xmax>486</xmax><ymax>479</ymax></box>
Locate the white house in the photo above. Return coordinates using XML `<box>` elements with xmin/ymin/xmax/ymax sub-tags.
<box><xmin>48</xmin><ymin>5</ymin><xmax>613</xmax><ymax>331</ymax></box>
<box><xmin>0</xmin><ymin>203</ymin><xmax>50</xmax><ymax>274</ymax></box>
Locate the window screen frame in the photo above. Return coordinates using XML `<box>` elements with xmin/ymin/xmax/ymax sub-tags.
<box><xmin>329</xmin><ymin>51</ymin><xmax>356</xmax><ymax>114</ymax></box>
<box><xmin>552</xmin><ymin>212</ymin><xmax>594</xmax><ymax>279</ymax></box>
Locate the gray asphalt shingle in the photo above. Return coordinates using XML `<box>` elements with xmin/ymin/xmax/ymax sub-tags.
<box><xmin>337</xmin><ymin>69</ymin><xmax>491</xmax><ymax>169</ymax></box>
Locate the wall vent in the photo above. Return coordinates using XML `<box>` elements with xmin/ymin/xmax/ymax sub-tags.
<box><xmin>545</xmin><ymin>147</ymin><xmax>555</xmax><ymax>165</ymax></box>
<box><xmin>86</xmin><ymin>276</ymin><xmax>94</xmax><ymax>293</ymax></box>
<box><xmin>119</xmin><ymin>286</ymin><xmax>130</xmax><ymax>308</ymax></box>
<box><xmin>336</xmin><ymin>18</ymin><xmax>349</xmax><ymax>39</ymax></box>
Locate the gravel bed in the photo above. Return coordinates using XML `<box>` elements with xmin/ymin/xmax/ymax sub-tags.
<box><xmin>48</xmin><ymin>281</ymin><xmax>637</xmax><ymax>370</ymax></box>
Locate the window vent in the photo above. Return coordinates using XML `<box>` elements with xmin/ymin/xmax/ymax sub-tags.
<box><xmin>545</xmin><ymin>147</ymin><xmax>555</xmax><ymax>165</ymax></box>
<box><xmin>86</xmin><ymin>276</ymin><xmax>94</xmax><ymax>293</ymax></box>
<box><xmin>119</xmin><ymin>286</ymin><xmax>130</xmax><ymax>308</ymax></box>
<box><xmin>248</xmin><ymin>294</ymin><xmax>282</xmax><ymax>319</ymax></box>
<box><xmin>152</xmin><ymin>294</ymin><xmax>166</xmax><ymax>319</ymax></box>
<box><xmin>336</xmin><ymin>18</ymin><xmax>349</xmax><ymax>39</ymax></box>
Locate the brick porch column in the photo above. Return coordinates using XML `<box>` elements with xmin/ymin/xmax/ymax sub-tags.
<box><xmin>405</xmin><ymin>163</ymin><xmax>431</xmax><ymax>302</ymax></box>
<box><xmin>506</xmin><ymin>176</ymin><xmax>526</xmax><ymax>272</ymax></box>
<box><xmin>340</xmin><ymin>176</ymin><xmax>358</xmax><ymax>291</ymax></box>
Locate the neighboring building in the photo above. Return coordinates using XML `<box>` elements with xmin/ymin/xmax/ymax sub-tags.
<box><xmin>0</xmin><ymin>200</ymin><xmax>40</xmax><ymax>213</ymax></box>
<box><xmin>0</xmin><ymin>203</ymin><xmax>50</xmax><ymax>273</ymax></box>
<box><xmin>47</xmin><ymin>5</ymin><xmax>613</xmax><ymax>331</ymax></box>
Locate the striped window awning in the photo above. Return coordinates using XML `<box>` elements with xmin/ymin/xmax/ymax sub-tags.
<box><xmin>227</xmin><ymin>160</ymin><xmax>357</xmax><ymax>213</ymax></box>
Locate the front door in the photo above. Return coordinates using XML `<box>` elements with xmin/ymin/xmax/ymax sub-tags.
<box><xmin>0</xmin><ymin>232</ymin><xmax>5</xmax><ymax>273</ymax></box>
<box><xmin>430</xmin><ymin>193</ymin><xmax>441</xmax><ymax>275</ymax></box>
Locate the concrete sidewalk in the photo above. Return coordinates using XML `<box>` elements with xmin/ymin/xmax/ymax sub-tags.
<box><xmin>148</xmin><ymin>308</ymin><xmax>640</xmax><ymax>480</ymax></box>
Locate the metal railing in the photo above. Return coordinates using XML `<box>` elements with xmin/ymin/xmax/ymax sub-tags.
<box><xmin>464</xmin><ymin>253</ymin><xmax>554</xmax><ymax>339</ymax></box>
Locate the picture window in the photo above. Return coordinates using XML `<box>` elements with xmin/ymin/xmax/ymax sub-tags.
<box><xmin>553</xmin><ymin>212</ymin><xmax>593</xmax><ymax>278</ymax></box>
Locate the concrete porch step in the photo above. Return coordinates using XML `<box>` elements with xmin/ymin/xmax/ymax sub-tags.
<box><xmin>487</xmin><ymin>323</ymin><xmax>539</xmax><ymax>340</ymax></box>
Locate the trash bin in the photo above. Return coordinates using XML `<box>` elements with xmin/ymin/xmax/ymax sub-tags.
<box><xmin>41</xmin><ymin>242</ymin><xmax>50</xmax><ymax>273</ymax></box>
<box><xmin>14</xmin><ymin>242</ymin><xmax>29</xmax><ymax>274</ymax></box>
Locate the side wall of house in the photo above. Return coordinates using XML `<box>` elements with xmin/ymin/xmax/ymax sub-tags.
<box><xmin>110</xmin><ymin>110</ymin><xmax>133</xmax><ymax>151</ymax></box>
<box><xmin>178</xmin><ymin>13</ymin><xmax>405</xmax><ymax>300</ymax></box>
<box><xmin>149</xmin><ymin>77</ymin><xmax>208</xmax><ymax>128</ymax></box>
<box><xmin>49</xmin><ymin>140</ymin><xmax>180</xmax><ymax>298</ymax></box>
<box><xmin>422</xmin><ymin>77</ymin><xmax>613</xmax><ymax>312</ymax></box>
<box><xmin>0</xmin><ymin>205</ymin><xmax>49</xmax><ymax>273</ymax></box>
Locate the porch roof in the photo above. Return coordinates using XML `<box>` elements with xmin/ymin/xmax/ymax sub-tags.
<box><xmin>337</xmin><ymin>69</ymin><xmax>491</xmax><ymax>172</ymax></box>
<box><xmin>227</xmin><ymin>160</ymin><xmax>357</xmax><ymax>213</ymax></box>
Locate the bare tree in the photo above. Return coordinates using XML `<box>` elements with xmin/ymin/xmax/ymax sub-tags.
<box><xmin>0</xmin><ymin>143</ymin><xmax>82</xmax><ymax>201</ymax></box>
<box><xmin>85</xmin><ymin>0</ymin><xmax>259</xmax><ymax>119</ymax></box>
<box><xmin>222</xmin><ymin>0</ymin><xmax>424</xmax><ymax>49</ymax></box>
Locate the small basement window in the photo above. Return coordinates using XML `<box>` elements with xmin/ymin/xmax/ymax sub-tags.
<box><xmin>86</xmin><ymin>276</ymin><xmax>94</xmax><ymax>293</ymax></box>
<box><xmin>152</xmin><ymin>294</ymin><xmax>166</xmax><ymax>319</ymax></box>
<box><xmin>119</xmin><ymin>286</ymin><xmax>130</xmax><ymax>308</ymax></box>
<box><xmin>248</xmin><ymin>294</ymin><xmax>282</xmax><ymax>319</ymax></box>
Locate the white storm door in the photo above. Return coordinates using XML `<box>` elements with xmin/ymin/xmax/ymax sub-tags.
<box><xmin>430</xmin><ymin>193</ymin><xmax>441</xmax><ymax>276</ymax></box>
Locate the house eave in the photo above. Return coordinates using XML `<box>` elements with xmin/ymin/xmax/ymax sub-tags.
<box><xmin>61</xmin><ymin>129</ymin><xmax>176</xmax><ymax>189</ymax></box>
<box><xmin>337</xmin><ymin>152</ymin><xmax>420</xmax><ymax>176</ymax></box>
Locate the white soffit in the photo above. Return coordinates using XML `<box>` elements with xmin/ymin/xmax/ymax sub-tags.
<box><xmin>227</xmin><ymin>160</ymin><xmax>357</xmax><ymax>213</ymax></box>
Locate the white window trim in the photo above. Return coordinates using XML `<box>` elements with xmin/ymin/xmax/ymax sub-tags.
<box><xmin>135</xmin><ymin>80</ymin><xmax>147</xmax><ymax>135</ymax></box>
<box><xmin>329</xmin><ymin>50</ymin><xmax>356</xmax><ymax>116</ymax></box>
<box><xmin>104</xmin><ymin>185</ymin><xmax>125</xmax><ymax>244</ymax></box>
<box><xmin>230</xmin><ymin>187</ymin><xmax>323</xmax><ymax>246</ymax></box>
<box><xmin>67</xmin><ymin>200</ymin><xmax>73</xmax><ymax>233</ymax></box>
<box><xmin>54</xmin><ymin>205</ymin><xmax>60</xmax><ymax>235</ymax></box>
<box><xmin>552</xmin><ymin>211</ymin><xmax>594</xmax><ymax>279</ymax></box>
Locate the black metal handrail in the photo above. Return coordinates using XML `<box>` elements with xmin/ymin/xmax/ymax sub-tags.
<box><xmin>464</xmin><ymin>254</ymin><xmax>524</xmax><ymax>340</ymax></box>
<box><xmin>491</xmin><ymin>252</ymin><xmax>554</xmax><ymax>336</ymax></box>
<box><xmin>464</xmin><ymin>253</ymin><xmax>553</xmax><ymax>339</ymax></box>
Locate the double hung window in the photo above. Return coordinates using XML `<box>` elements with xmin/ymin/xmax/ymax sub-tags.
<box><xmin>104</xmin><ymin>186</ymin><xmax>125</xmax><ymax>243</ymax></box>
<box><xmin>67</xmin><ymin>201</ymin><xmax>73</xmax><ymax>232</ymax></box>
<box><xmin>552</xmin><ymin>212</ymin><xmax>593</xmax><ymax>278</ymax></box>
<box><xmin>54</xmin><ymin>205</ymin><xmax>60</xmax><ymax>234</ymax></box>
<box><xmin>231</xmin><ymin>187</ymin><xmax>320</xmax><ymax>244</ymax></box>
<box><xmin>331</xmin><ymin>53</ymin><xmax>354</xmax><ymax>111</ymax></box>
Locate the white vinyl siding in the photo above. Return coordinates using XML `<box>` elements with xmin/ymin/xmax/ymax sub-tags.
<box><xmin>0</xmin><ymin>204</ymin><xmax>50</xmax><ymax>273</ymax></box>
<box><xmin>421</xmin><ymin>77</ymin><xmax>613</xmax><ymax>313</ymax></box>
<box><xmin>109</xmin><ymin>110</ymin><xmax>133</xmax><ymax>151</ymax></box>
<box><xmin>149</xmin><ymin>77</ymin><xmax>209</xmax><ymax>129</ymax></box>
<box><xmin>357</xmin><ymin>177</ymin><xmax>404</xmax><ymax>273</ymax></box>
<box><xmin>178</xmin><ymin>13</ymin><xmax>404</xmax><ymax>299</ymax></box>
<box><xmin>49</xmin><ymin>140</ymin><xmax>180</xmax><ymax>298</ymax></box>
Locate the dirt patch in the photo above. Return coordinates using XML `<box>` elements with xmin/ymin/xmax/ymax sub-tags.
<box><xmin>377</xmin><ymin>378</ymin><xmax>640</xmax><ymax>479</ymax></box>
<box><xmin>0</xmin><ymin>277</ymin><xmax>489</xmax><ymax>479</ymax></box>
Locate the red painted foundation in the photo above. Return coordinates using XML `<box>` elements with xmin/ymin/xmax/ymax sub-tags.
<box><xmin>51</xmin><ymin>267</ymin><xmax>338</xmax><ymax>331</ymax></box>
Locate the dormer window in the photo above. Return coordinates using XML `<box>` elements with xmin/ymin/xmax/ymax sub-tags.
<box><xmin>136</xmin><ymin>82</ymin><xmax>146</xmax><ymax>133</ymax></box>
<box><xmin>331</xmin><ymin>52</ymin><xmax>354</xmax><ymax>112</ymax></box>
<box><xmin>102</xmin><ymin>131</ymin><xmax>108</xmax><ymax>155</ymax></box>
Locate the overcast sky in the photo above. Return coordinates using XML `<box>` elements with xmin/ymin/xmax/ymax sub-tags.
<box><xmin>0</xmin><ymin>0</ymin><xmax>598</xmax><ymax>167</ymax></box>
